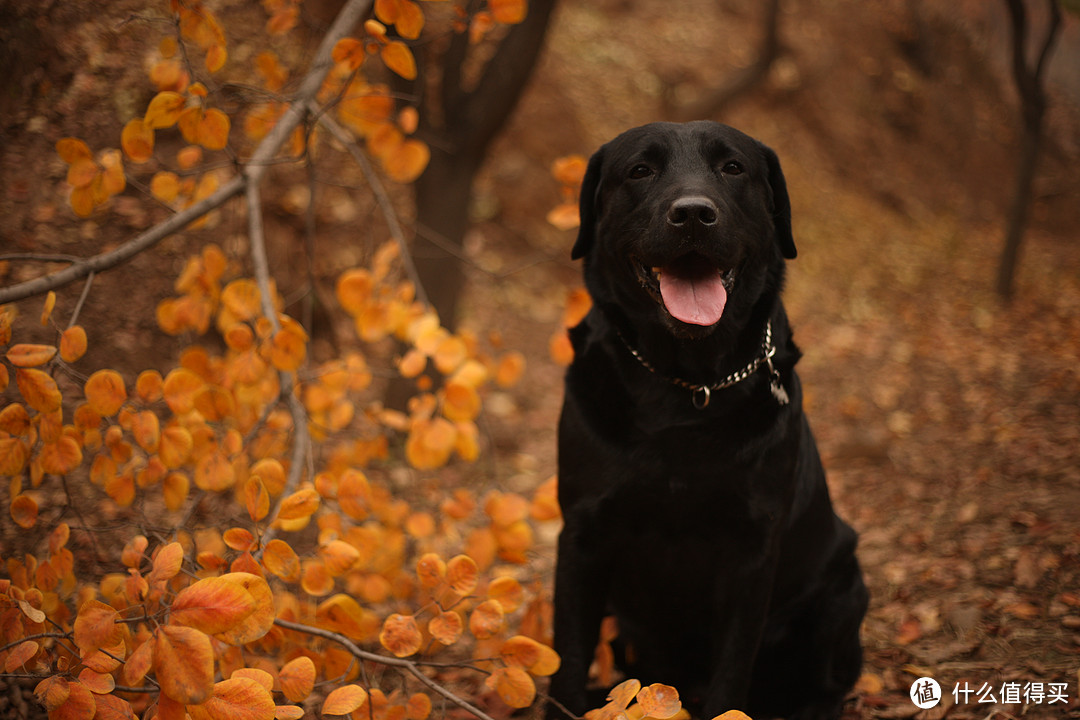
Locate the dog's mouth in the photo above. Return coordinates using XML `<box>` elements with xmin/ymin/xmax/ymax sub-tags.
<box><xmin>636</xmin><ymin>252</ymin><xmax>736</xmax><ymax>327</ymax></box>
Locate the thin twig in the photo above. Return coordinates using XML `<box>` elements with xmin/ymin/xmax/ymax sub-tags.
<box><xmin>67</xmin><ymin>271</ymin><xmax>95</xmax><ymax>329</ymax></box>
<box><xmin>273</xmin><ymin>618</ymin><xmax>499</xmax><ymax>720</ymax></box>
<box><xmin>246</xmin><ymin>181</ymin><xmax>311</xmax><ymax>557</ymax></box>
<box><xmin>318</xmin><ymin>114</ymin><xmax>429</xmax><ymax>306</ymax></box>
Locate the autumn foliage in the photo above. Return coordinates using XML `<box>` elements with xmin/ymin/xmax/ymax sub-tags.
<box><xmin>0</xmin><ymin>1</ymin><xmax>714</xmax><ymax>719</ymax></box>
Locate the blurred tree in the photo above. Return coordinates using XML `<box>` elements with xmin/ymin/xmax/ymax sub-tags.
<box><xmin>997</xmin><ymin>0</ymin><xmax>1062</xmax><ymax>301</ymax></box>
<box><xmin>666</xmin><ymin>0</ymin><xmax>782</xmax><ymax>121</ymax></box>
<box><xmin>408</xmin><ymin>0</ymin><xmax>559</xmax><ymax>328</ymax></box>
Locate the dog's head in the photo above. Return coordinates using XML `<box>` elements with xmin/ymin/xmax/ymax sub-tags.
<box><xmin>573</xmin><ymin>121</ymin><xmax>794</xmax><ymax>341</ymax></box>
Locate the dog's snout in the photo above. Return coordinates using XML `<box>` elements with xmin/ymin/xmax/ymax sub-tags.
<box><xmin>667</xmin><ymin>196</ymin><xmax>718</xmax><ymax>227</ymax></box>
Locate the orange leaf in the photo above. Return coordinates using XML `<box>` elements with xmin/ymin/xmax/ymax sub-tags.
<box><xmin>490</xmin><ymin>0</ymin><xmax>527</xmax><ymax>24</ymax></box>
<box><xmin>15</xmin><ymin>367</ymin><xmax>62</xmax><ymax>413</ymax></box>
<box><xmin>4</xmin><ymin>640</ymin><xmax>39</xmax><ymax>672</ymax></box>
<box><xmin>428</xmin><ymin>610</ymin><xmax>463</xmax><ymax>645</ymax></box>
<box><xmin>88</xmin><ymin>693</ymin><xmax>133</xmax><ymax>720</ymax></box>
<box><xmin>222</xmin><ymin>279</ymin><xmax>262</xmax><ymax>321</ymax></box>
<box><xmin>212</xmin><ymin>572</ymin><xmax>275</xmax><ymax>645</ymax></box>
<box><xmin>270</xmin><ymin>325</ymin><xmax>307</xmax><ymax>371</ymax></box>
<box><xmin>163</xmin><ymin>367</ymin><xmax>206</xmax><ymax>414</ymax></box>
<box><xmin>316</xmin><ymin>593</ymin><xmax>378</xmax><ymax>640</ymax></box>
<box><xmin>123</xmin><ymin>638</ymin><xmax>153</xmax><ymax>686</ymax></box>
<box><xmin>163</xmin><ymin>471</ymin><xmax>190</xmax><ymax>511</ymax></box>
<box><xmin>0</xmin><ymin>403</ymin><xmax>30</xmax><ymax>436</ymax></box>
<box><xmin>380</xmin><ymin>613</ymin><xmax>423</xmax><ymax>657</ymax></box>
<box><xmin>39</xmin><ymin>435</ymin><xmax>83</xmax><ymax>475</ymax></box>
<box><xmin>204</xmin><ymin>43</ymin><xmax>227</xmax><ymax>74</ymax></box>
<box><xmin>46</xmin><ymin>679</ymin><xmax>96</xmax><ymax>720</ymax></box>
<box><xmin>323</xmin><ymin>684</ymin><xmax>369</xmax><ymax>716</ymax></box>
<box><xmin>121</xmin><ymin>535</ymin><xmax>148</xmax><ymax>568</ymax></box>
<box><xmin>85</xmin><ymin>369</ymin><xmax>127</xmax><ymax>416</ymax></box>
<box><xmin>406</xmin><ymin>692</ymin><xmax>432</xmax><ymax>720</ymax></box>
<box><xmin>170</xmin><ymin>576</ymin><xmax>257</xmax><ymax>634</ymax></box>
<box><xmin>154</xmin><ymin>625</ymin><xmax>214</xmax><ymax>704</ymax></box>
<box><xmin>441</xmin><ymin>382</ymin><xmax>480</xmax><ymax>422</ymax></box>
<box><xmin>194</xmin><ymin>448</ymin><xmax>235</xmax><ymax>491</ymax></box>
<box><xmin>321</xmin><ymin>539</ymin><xmax>361</xmax><ymax>576</ymax></box>
<box><xmin>275</xmin><ymin>707</ymin><xmax>305</xmax><ymax>720</ymax></box>
<box><xmin>416</xmin><ymin>552</ymin><xmax>446</xmax><ymax>588</ymax></box>
<box><xmin>151</xmin><ymin>171</ymin><xmax>181</xmax><ymax>203</ymax></box>
<box><xmin>337</xmin><ymin>468</ymin><xmax>371</xmax><ymax>520</ymax></box>
<box><xmin>6</xmin><ymin>343</ymin><xmax>57</xmax><ymax>368</ymax></box>
<box><xmin>552</xmin><ymin>154</ymin><xmax>587</xmax><ymax>187</ymax></box>
<box><xmin>198</xmin><ymin>107</ymin><xmax>231</xmax><ymax>150</ymax></box>
<box><xmin>608</xmin><ymin>679</ymin><xmax>642</xmax><ymax>709</ymax></box>
<box><xmin>10</xmin><ymin>494</ymin><xmax>37</xmax><ymax>528</ymax></box>
<box><xmin>488</xmin><ymin>576</ymin><xmax>524</xmax><ymax>613</ymax></box>
<box><xmin>332</xmin><ymin>37</ymin><xmax>365</xmax><ymax>71</ymax></box>
<box><xmin>187</xmin><ymin>677</ymin><xmax>276</xmax><ymax>720</ymax></box>
<box><xmin>382</xmin><ymin>138</ymin><xmax>429</xmax><ymax>183</ymax></box>
<box><xmin>486</xmin><ymin>666</ymin><xmax>535</xmax><ymax>708</ymax></box>
<box><xmin>636</xmin><ymin>684</ymin><xmax>682</xmax><ymax>719</ymax></box>
<box><xmin>262</xmin><ymin>539</ymin><xmax>300</xmax><ymax>583</ymax></box>
<box><xmin>144</xmin><ymin>91</ymin><xmax>187</xmax><ymax>129</ymax></box>
<box><xmin>148</xmin><ymin>541</ymin><xmax>185</xmax><ymax>585</ymax></box>
<box><xmin>122</xmin><ymin>118</ymin><xmax>155</xmax><ymax>163</ymax></box>
<box><xmin>381</xmin><ymin>40</ymin><xmax>417</xmax><ymax>80</ymax></box>
<box><xmin>713</xmin><ymin>712</ymin><xmax>753</xmax><ymax>720</ymax></box>
<box><xmin>59</xmin><ymin>326</ymin><xmax>88</xmax><ymax>363</ymax></box>
<box><xmin>394</xmin><ymin>0</ymin><xmax>425</xmax><ymax>39</ymax></box>
<box><xmin>0</xmin><ymin>437</ymin><xmax>29</xmax><ymax>476</ymax></box>
<box><xmin>56</xmin><ymin>137</ymin><xmax>93</xmax><ymax>163</ymax></box>
<box><xmin>446</xmin><ymin>554</ymin><xmax>478</xmax><ymax>596</ymax></box>
<box><xmin>77</xmin><ymin>667</ymin><xmax>115</xmax><ymax>695</ymax></box>
<box><xmin>244</xmin><ymin>476</ymin><xmax>270</xmax><ymax>522</ymax></box>
<box><xmin>277</xmin><ymin>486</ymin><xmax>320</xmax><ymax>520</ymax></box>
<box><xmin>41</xmin><ymin>291</ymin><xmax>56</xmax><ymax>326</ymax></box>
<box><xmin>469</xmin><ymin>599</ymin><xmax>505</xmax><ymax>639</ymax></box>
<box><xmin>278</xmin><ymin>656</ymin><xmax>316</xmax><ymax>703</ymax></box>
<box><xmin>300</xmin><ymin>558</ymin><xmax>334</xmax><ymax>596</ymax></box>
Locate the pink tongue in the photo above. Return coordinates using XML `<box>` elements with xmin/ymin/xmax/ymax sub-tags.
<box><xmin>659</xmin><ymin>272</ymin><xmax>728</xmax><ymax>325</ymax></box>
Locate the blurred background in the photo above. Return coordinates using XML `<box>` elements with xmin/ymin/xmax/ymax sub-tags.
<box><xmin>1</xmin><ymin>0</ymin><xmax>1078</xmax><ymax>716</ymax></box>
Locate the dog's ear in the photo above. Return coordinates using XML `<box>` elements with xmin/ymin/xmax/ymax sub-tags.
<box><xmin>571</xmin><ymin>148</ymin><xmax>605</xmax><ymax>260</ymax></box>
<box><xmin>759</xmin><ymin>143</ymin><xmax>797</xmax><ymax>260</ymax></box>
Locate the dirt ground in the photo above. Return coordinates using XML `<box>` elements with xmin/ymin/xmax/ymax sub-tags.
<box><xmin>1</xmin><ymin>1</ymin><xmax>1079</xmax><ymax>719</ymax></box>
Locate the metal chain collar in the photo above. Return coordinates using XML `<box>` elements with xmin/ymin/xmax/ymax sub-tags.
<box><xmin>618</xmin><ymin>320</ymin><xmax>790</xmax><ymax>409</ymax></box>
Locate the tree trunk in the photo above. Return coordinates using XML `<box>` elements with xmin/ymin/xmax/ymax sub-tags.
<box><xmin>996</xmin><ymin>0</ymin><xmax>1062</xmax><ymax>301</ymax></box>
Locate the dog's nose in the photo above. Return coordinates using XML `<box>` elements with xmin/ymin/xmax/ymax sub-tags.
<box><xmin>667</xmin><ymin>196</ymin><xmax>718</xmax><ymax>227</ymax></box>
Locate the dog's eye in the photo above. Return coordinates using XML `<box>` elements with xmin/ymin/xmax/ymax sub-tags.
<box><xmin>629</xmin><ymin>164</ymin><xmax>653</xmax><ymax>179</ymax></box>
<box><xmin>721</xmin><ymin>161</ymin><xmax>744</xmax><ymax>176</ymax></box>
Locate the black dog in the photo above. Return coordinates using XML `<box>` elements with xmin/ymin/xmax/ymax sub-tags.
<box><xmin>548</xmin><ymin>122</ymin><xmax>867</xmax><ymax>720</ymax></box>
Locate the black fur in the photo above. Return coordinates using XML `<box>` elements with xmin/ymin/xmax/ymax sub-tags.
<box><xmin>548</xmin><ymin>122</ymin><xmax>867</xmax><ymax>720</ymax></box>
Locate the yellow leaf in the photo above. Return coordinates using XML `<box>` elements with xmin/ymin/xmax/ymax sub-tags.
<box><xmin>84</xmin><ymin>369</ymin><xmax>127</xmax><ymax>416</ymax></box>
<box><xmin>163</xmin><ymin>471</ymin><xmax>190</xmax><ymax>511</ymax></box>
<box><xmin>488</xmin><ymin>576</ymin><xmax>524</xmax><ymax>613</ymax></box>
<box><xmin>59</xmin><ymin>326</ymin><xmax>88</xmax><ymax>363</ymax></box>
<box><xmin>222</xmin><ymin>279</ymin><xmax>262</xmax><ymax>321</ymax></box>
<box><xmin>322</xmin><ymin>684</ymin><xmax>368</xmax><ymax>716</ymax></box>
<box><xmin>244</xmin><ymin>476</ymin><xmax>270</xmax><ymax>522</ymax></box>
<box><xmin>148</xmin><ymin>541</ymin><xmax>185</xmax><ymax>585</ymax></box>
<box><xmin>122</xmin><ymin>118</ymin><xmax>155</xmax><ymax>163</ymax></box>
<box><xmin>379</xmin><ymin>613</ymin><xmax>423</xmax><ymax>657</ymax></box>
<box><xmin>213</xmin><ymin>572</ymin><xmax>275</xmax><ymax>645</ymax></box>
<box><xmin>381</xmin><ymin>40</ymin><xmax>417</xmax><ymax>80</ymax></box>
<box><xmin>144</xmin><ymin>91</ymin><xmax>187</xmax><ymax>129</ymax></box>
<box><xmin>15</xmin><ymin>368</ymin><xmax>62</xmax><ymax>413</ymax></box>
<box><xmin>441</xmin><ymin>381</ymin><xmax>480</xmax><ymax>422</ymax></box>
<box><xmin>162</xmin><ymin>367</ymin><xmax>206</xmax><ymax>414</ymax></box>
<box><xmin>194</xmin><ymin>448</ymin><xmax>236</xmax><ymax>491</ymax></box>
<box><xmin>262</xmin><ymin>538</ymin><xmax>300</xmax><ymax>582</ymax></box>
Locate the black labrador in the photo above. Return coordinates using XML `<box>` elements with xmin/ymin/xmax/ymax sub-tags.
<box><xmin>548</xmin><ymin>122</ymin><xmax>868</xmax><ymax>720</ymax></box>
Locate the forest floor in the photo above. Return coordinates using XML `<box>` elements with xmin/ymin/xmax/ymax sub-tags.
<box><xmin>1</xmin><ymin>0</ymin><xmax>1079</xmax><ymax>719</ymax></box>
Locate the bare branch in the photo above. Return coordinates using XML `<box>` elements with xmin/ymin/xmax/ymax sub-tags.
<box><xmin>319</xmin><ymin>114</ymin><xmax>429</xmax><ymax>305</ymax></box>
<box><xmin>273</xmin><ymin>618</ymin><xmax>500</xmax><ymax>720</ymax></box>
<box><xmin>0</xmin><ymin>0</ymin><xmax>375</xmax><ymax>306</ymax></box>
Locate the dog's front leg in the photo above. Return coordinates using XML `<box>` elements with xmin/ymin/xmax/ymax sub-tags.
<box><xmin>547</xmin><ymin>515</ymin><xmax>611</xmax><ymax>720</ymax></box>
<box><xmin>702</xmin><ymin>537</ymin><xmax>784</xmax><ymax>716</ymax></box>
